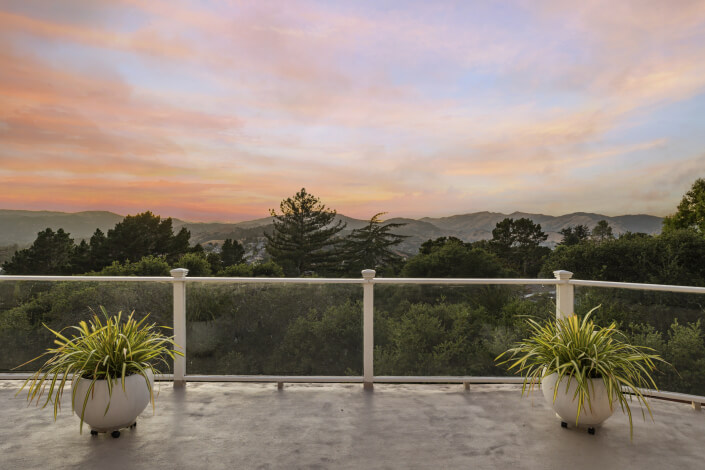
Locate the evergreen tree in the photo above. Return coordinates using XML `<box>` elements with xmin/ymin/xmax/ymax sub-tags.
<box><xmin>2</xmin><ymin>228</ymin><xmax>75</xmax><ymax>274</ymax></box>
<box><xmin>490</xmin><ymin>218</ymin><xmax>547</xmax><ymax>251</ymax></box>
<box><xmin>489</xmin><ymin>218</ymin><xmax>549</xmax><ymax>277</ymax></box>
<box><xmin>489</xmin><ymin>218</ymin><xmax>515</xmax><ymax>259</ymax></box>
<box><xmin>419</xmin><ymin>237</ymin><xmax>465</xmax><ymax>255</ymax></box>
<box><xmin>511</xmin><ymin>217</ymin><xmax>548</xmax><ymax>247</ymax></box>
<box><xmin>221</xmin><ymin>238</ymin><xmax>245</xmax><ymax>267</ymax></box>
<box><xmin>264</xmin><ymin>188</ymin><xmax>346</xmax><ymax>276</ymax></box>
<box><xmin>189</xmin><ymin>242</ymin><xmax>204</xmax><ymax>254</ymax></box>
<box><xmin>72</xmin><ymin>240</ymin><xmax>93</xmax><ymax>273</ymax></box>
<box><xmin>340</xmin><ymin>213</ymin><xmax>407</xmax><ymax>275</ymax></box>
<box><xmin>558</xmin><ymin>225</ymin><xmax>590</xmax><ymax>246</ymax></box>
<box><xmin>88</xmin><ymin>228</ymin><xmax>110</xmax><ymax>270</ymax></box>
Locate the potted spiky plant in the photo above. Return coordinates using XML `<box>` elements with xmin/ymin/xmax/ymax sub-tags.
<box><xmin>17</xmin><ymin>307</ymin><xmax>182</xmax><ymax>437</ymax></box>
<box><xmin>496</xmin><ymin>307</ymin><xmax>664</xmax><ymax>437</ymax></box>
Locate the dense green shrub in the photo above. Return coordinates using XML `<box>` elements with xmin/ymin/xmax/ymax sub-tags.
<box><xmin>175</xmin><ymin>252</ymin><xmax>212</xmax><ymax>277</ymax></box>
<box><xmin>541</xmin><ymin>230</ymin><xmax>705</xmax><ymax>286</ymax></box>
<box><xmin>402</xmin><ymin>239</ymin><xmax>510</xmax><ymax>278</ymax></box>
<box><xmin>97</xmin><ymin>255</ymin><xmax>171</xmax><ymax>276</ymax></box>
<box><xmin>217</xmin><ymin>261</ymin><xmax>284</xmax><ymax>277</ymax></box>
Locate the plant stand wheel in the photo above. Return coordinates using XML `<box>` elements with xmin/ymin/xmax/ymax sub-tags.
<box><xmin>587</xmin><ymin>427</ymin><xmax>596</xmax><ymax>435</ymax></box>
<box><xmin>87</xmin><ymin>421</ymin><xmax>137</xmax><ymax>437</ymax></box>
<box><xmin>560</xmin><ymin>421</ymin><xmax>568</xmax><ymax>428</ymax></box>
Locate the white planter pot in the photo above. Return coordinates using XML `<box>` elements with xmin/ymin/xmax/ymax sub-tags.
<box><xmin>72</xmin><ymin>370</ymin><xmax>154</xmax><ymax>433</ymax></box>
<box><xmin>542</xmin><ymin>372</ymin><xmax>614</xmax><ymax>427</ymax></box>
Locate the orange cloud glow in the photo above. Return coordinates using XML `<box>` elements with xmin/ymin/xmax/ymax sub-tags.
<box><xmin>1</xmin><ymin>0</ymin><xmax>705</xmax><ymax>221</ymax></box>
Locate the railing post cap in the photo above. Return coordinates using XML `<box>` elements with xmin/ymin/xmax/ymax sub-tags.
<box><xmin>170</xmin><ymin>268</ymin><xmax>189</xmax><ymax>278</ymax></box>
<box><xmin>553</xmin><ymin>270</ymin><xmax>573</xmax><ymax>280</ymax></box>
<box><xmin>361</xmin><ymin>269</ymin><xmax>376</xmax><ymax>280</ymax></box>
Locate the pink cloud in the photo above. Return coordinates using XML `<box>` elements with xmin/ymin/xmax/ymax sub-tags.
<box><xmin>1</xmin><ymin>1</ymin><xmax>705</xmax><ymax>221</ymax></box>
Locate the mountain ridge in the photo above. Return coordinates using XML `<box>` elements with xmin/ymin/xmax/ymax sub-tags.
<box><xmin>0</xmin><ymin>209</ymin><xmax>664</xmax><ymax>255</ymax></box>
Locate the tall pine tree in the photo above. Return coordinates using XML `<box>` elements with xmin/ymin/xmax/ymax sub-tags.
<box><xmin>264</xmin><ymin>188</ymin><xmax>346</xmax><ymax>276</ymax></box>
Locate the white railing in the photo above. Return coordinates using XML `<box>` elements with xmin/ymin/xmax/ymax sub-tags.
<box><xmin>1</xmin><ymin>269</ymin><xmax>704</xmax><ymax>406</ymax></box>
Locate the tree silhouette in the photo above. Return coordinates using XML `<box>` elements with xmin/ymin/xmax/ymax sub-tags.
<box><xmin>489</xmin><ymin>217</ymin><xmax>548</xmax><ymax>276</ymax></box>
<box><xmin>340</xmin><ymin>213</ymin><xmax>407</xmax><ymax>276</ymax></box>
<box><xmin>591</xmin><ymin>220</ymin><xmax>614</xmax><ymax>243</ymax></box>
<box><xmin>558</xmin><ymin>225</ymin><xmax>590</xmax><ymax>246</ymax></box>
<box><xmin>2</xmin><ymin>228</ymin><xmax>75</xmax><ymax>274</ymax></box>
<box><xmin>264</xmin><ymin>188</ymin><xmax>346</xmax><ymax>276</ymax></box>
<box><xmin>106</xmin><ymin>211</ymin><xmax>190</xmax><ymax>263</ymax></box>
<box><xmin>221</xmin><ymin>238</ymin><xmax>245</xmax><ymax>267</ymax></box>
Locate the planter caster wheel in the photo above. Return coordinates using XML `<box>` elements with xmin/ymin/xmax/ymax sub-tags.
<box><xmin>90</xmin><ymin>430</ymin><xmax>98</xmax><ymax>436</ymax></box>
<box><xmin>587</xmin><ymin>427</ymin><xmax>596</xmax><ymax>435</ymax></box>
<box><xmin>560</xmin><ymin>422</ymin><xmax>568</xmax><ymax>428</ymax></box>
<box><xmin>111</xmin><ymin>431</ymin><xmax>121</xmax><ymax>438</ymax></box>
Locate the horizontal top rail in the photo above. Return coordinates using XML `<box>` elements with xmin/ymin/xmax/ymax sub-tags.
<box><xmin>372</xmin><ymin>278</ymin><xmax>559</xmax><ymax>285</ymax></box>
<box><xmin>0</xmin><ymin>275</ymin><xmax>175</xmax><ymax>282</ymax></box>
<box><xmin>180</xmin><ymin>277</ymin><xmax>366</xmax><ymax>284</ymax></box>
<box><xmin>0</xmin><ymin>275</ymin><xmax>365</xmax><ymax>284</ymax></box>
<box><xmin>570</xmin><ymin>279</ymin><xmax>705</xmax><ymax>295</ymax></box>
<box><xmin>0</xmin><ymin>275</ymin><xmax>702</xmax><ymax>293</ymax></box>
<box><xmin>0</xmin><ymin>275</ymin><xmax>557</xmax><ymax>285</ymax></box>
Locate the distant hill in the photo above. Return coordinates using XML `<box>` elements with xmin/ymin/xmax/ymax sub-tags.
<box><xmin>421</xmin><ymin>211</ymin><xmax>663</xmax><ymax>246</ymax></box>
<box><xmin>0</xmin><ymin>210</ymin><xmax>125</xmax><ymax>246</ymax></box>
<box><xmin>0</xmin><ymin>209</ymin><xmax>664</xmax><ymax>257</ymax></box>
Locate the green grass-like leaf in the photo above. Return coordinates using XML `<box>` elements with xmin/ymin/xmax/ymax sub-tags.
<box><xmin>496</xmin><ymin>306</ymin><xmax>666</xmax><ymax>439</ymax></box>
<box><xmin>15</xmin><ymin>306</ymin><xmax>183</xmax><ymax>433</ymax></box>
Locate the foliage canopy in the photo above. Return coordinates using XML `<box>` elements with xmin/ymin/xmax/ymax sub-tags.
<box><xmin>340</xmin><ymin>213</ymin><xmax>407</xmax><ymax>276</ymax></box>
<box><xmin>663</xmin><ymin>178</ymin><xmax>705</xmax><ymax>234</ymax></box>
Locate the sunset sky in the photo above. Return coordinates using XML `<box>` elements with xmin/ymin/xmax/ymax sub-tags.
<box><xmin>1</xmin><ymin>0</ymin><xmax>705</xmax><ymax>222</ymax></box>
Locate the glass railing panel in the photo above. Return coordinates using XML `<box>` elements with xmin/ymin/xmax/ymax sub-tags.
<box><xmin>185</xmin><ymin>282</ymin><xmax>363</xmax><ymax>376</ymax></box>
<box><xmin>574</xmin><ymin>286</ymin><xmax>705</xmax><ymax>395</ymax></box>
<box><xmin>372</xmin><ymin>283</ymin><xmax>556</xmax><ymax>377</ymax></box>
<box><xmin>0</xmin><ymin>280</ymin><xmax>173</xmax><ymax>372</ymax></box>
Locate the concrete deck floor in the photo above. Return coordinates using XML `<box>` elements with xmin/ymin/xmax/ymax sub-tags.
<box><xmin>1</xmin><ymin>381</ymin><xmax>704</xmax><ymax>470</ymax></box>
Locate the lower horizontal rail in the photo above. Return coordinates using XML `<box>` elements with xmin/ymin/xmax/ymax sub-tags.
<box><xmin>184</xmin><ymin>375</ymin><xmax>363</xmax><ymax>383</ymax></box>
<box><xmin>2</xmin><ymin>373</ymin><xmax>702</xmax><ymax>406</ymax></box>
<box><xmin>625</xmin><ymin>387</ymin><xmax>705</xmax><ymax>405</ymax></box>
<box><xmin>569</xmin><ymin>279</ymin><xmax>705</xmax><ymax>294</ymax></box>
<box><xmin>373</xmin><ymin>376</ymin><xmax>526</xmax><ymax>383</ymax></box>
<box><xmin>0</xmin><ymin>372</ymin><xmax>175</xmax><ymax>381</ymax></box>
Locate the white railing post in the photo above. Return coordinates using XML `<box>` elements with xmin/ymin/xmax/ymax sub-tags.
<box><xmin>171</xmin><ymin>268</ymin><xmax>189</xmax><ymax>388</ymax></box>
<box><xmin>362</xmin><ymin>269</ymin><xmax>376</xmax><ymax>390</ymax></box>
<box><xmin>553</xmin><ymin>270</ymin><xmax>574</xmax><ymax>320</ymax></box>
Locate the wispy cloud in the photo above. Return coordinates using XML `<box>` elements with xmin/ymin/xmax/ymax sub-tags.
<box><xmin>1</xmin><ymin>0</ymin><xmax>704</xmax><ymax>221</ymax></box>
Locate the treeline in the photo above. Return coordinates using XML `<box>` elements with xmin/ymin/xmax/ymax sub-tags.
<box><xmin>5</xmin><ymin>182</ymin><xmax>704</xmax><ymax>284</ymax></box>
<box><xmin>0</xmin><ymin>211</ymin><xmax>277</xmax><ymax>278</ymax></box>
